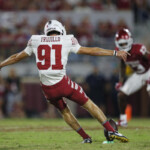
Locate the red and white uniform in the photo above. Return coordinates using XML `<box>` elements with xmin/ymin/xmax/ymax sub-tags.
<box><xmin>116</xmin><ymin>44</ymin><xmax>150</xmax><ymax>95</ymax></box>
<box><xmin>25</xmin><ymin>35</ymin><xmax>80</xmax><ymax>85</ymax></box>
<box><xmin>24</xmin><ymin>35</ymin><xmax>89</xmax><ymax>110</ymax></box>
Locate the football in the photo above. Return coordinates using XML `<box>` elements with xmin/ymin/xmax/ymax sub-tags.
<box><xmin>104</xmin><ymin>119</ymin><xmax>118</xmax><ymax>141</ymax></box>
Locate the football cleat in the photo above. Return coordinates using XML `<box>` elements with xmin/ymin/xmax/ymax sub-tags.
<box><xmin>82</xmin><ymin>138</ymin><xmax>92</xmax><ymax>144</ymax></box>
<box><xmin>104</xmin><ymin>119</ymin><xmax>118</xmax><ymax>141</ymax></box>
<box><xmin>108</xmin><ymin>131</ymin><xmax>129</xmax><ymax>143</ymax></box>
<box><xmin>116</xmin><ymin>120</ymin><xmax>128</xmax><ymax>127</ymax></box>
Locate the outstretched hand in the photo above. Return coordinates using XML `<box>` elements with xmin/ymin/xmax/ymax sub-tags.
<box><xmin>116</xmin><ymin>51</ymin><xmax>130</xmax><ymax>62</ymax></box>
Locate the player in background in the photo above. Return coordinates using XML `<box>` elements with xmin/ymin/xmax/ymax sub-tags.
<box><xmin>0</xmin><ymin>20</ymin><xmax>129</xmax><ymax>143</ymax></box>
<box><xmin>115</xmin><ymin>28</ymin><xmax>150</xmax><ymax>127</ymax></box>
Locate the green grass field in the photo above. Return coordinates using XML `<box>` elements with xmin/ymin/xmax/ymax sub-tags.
<box><xmin>0</xmin><ymin>118</ymin><xmax>150</xmax><ymax>150</ymax></box>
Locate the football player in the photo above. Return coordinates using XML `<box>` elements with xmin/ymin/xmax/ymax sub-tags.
<box><xmin>115</xmin><ymin>28</ymin><xmax>150</xmax><ymax>127</ymax></box>
<box><xmin>0</xmin><ymin>20</ymin><xmax>129</xmax><ymax>143</ymax></box>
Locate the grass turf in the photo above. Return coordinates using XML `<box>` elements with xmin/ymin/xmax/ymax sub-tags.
<box><xmin>0</xmin><ymin>118</ymin><xmax>150</xmax><ymax>150</ymax></box>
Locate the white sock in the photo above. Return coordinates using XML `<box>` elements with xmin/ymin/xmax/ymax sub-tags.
<box><xmin>120</xmin><ymin>114</ymin><xmax>127</xmax><ymax>122</ymax></box>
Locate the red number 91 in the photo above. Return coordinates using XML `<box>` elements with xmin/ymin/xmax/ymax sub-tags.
<box><xmin>37</xmin><ymin>45</ymin><xmax>63</xmax><ymax>70</ymax></box>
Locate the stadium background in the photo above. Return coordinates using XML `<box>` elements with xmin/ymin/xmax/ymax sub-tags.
<box><xmin>0</xmin><ymin>0</ymin><xmax>150</xmax><ymax>119</ymax></box>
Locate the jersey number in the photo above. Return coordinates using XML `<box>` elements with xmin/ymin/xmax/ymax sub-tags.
<box><xmin>37</xmin><ymin>45</ymin><xmax>63</xmax><ymax>70</ymax></box>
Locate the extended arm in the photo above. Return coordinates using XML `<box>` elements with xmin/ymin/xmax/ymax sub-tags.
<box><xmin>77</xmin><ymin>47</ymin><xmax>129</xmax><ymax>61</ymax></box>
<box><xmin>0</xmin><ymin>51</ymin><xmax>29</xmax><ymax>69</ymax></box>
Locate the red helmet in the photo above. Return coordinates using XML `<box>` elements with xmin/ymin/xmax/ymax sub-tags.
<box><xmin>115</xmin><ymin>28</ymin><xmax>133</xmax><ymax>52</ymax></box>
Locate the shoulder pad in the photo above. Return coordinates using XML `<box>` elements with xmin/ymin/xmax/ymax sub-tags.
<box><xmin>63</xmin><ymin>34</ymin><xmax>74</xmax><ymax>39</ymax></box>
<box><xmin>133</xmin><ymin>43</ymin><xmax>144</xmax><ymax>48</ymax></box>
<box><xmin>31</xmin><ymin>35</ymin><xmax>41</xmax><ymax>40</ymax></box>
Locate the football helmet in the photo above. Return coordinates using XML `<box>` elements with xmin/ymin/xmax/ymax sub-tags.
<box><xmin>115</xmin><ymin>28</ymin><xmax>133</xmax><ymax>52</ymax></box>
<box><xmin>44</xmin><ymin>20</ymin><xmax>66</xmax><ymax>36</ymax></box>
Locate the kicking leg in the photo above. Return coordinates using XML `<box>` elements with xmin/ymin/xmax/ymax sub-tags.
<box><xmin>82</xmin><ymin>99</ymin><xmax>115</xmax><ymax>131</ymax></box>
<box><xmin>64</xmin><ymin>78</ymin><xmax>128</xmax><ymax>142</ymax></box>
<box><xmin>82</xmin><ymin>99</ymin><xmax>128</xmax><ymax>142</ymax></box>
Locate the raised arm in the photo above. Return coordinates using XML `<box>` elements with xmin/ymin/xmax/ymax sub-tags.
<box><xmin>0</xmin><ymin>51</ymin><xmax>29</xmax><ymax>69</ymax></box>
<box><xmin>77</xmin><ymin>47</ymin><xmax>129</xmax><ymax>62</ymax></box>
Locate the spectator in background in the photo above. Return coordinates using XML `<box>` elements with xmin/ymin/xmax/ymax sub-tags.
<box><xmin>74</xmin><ymin>0</ymin><xmax>92</xmax><ymax>12</ymax></box>
<box><xmin>96</xmin><ymin>21</ymin><xmax>115</xmax><ymax>38</ymax></box>
<box><xmin>66</xmin><ymin>0</ymin><xmax>81</xmax><ymax>8</ymax></box>
<box><xmin>5</xmin><ymin>68</ymin><xmax>24</xmax><ymax>117</ymax></box>
<box><xmin>116</xmin><ymin>19</ymin><xmax>129</xmax><ymax>30</ymax></box>
<box><xmin>28</xmin><ymin>2</ymin><xmax>39</xmax><ymax>11</ymax></box>
<box><xmin>90</xmin><ymin>0</ymin><xmax>103</xmax><ymax>11</ymax></box>
<box><xmin>35</xmin><ymin>17</ymin><xmax>49</xmax><ymax>35</ymax></box>
<box><xmin>1</xmin><ymin>0</ymin><xmax>150</xmax><ymax>13</ymax></box>
<box><xmin>15</xmin><ymin>17</ymin><xmax>31</xmax><ymax>35</ymax></box>
<box><xmin>116</xmin><ymin>0</ymin><xmax>131</xmax><ymax>10</ymax></box>
<box><xmin>0</xmin><ymin>0</ymin><xmax>3</xmax><ymax>10</ymax></box>
<box><xmin>1</xmin><ymin>0</ymin><xmax>14</xmax><ymax>11</ymax></box>
<box><xmin>104</xmin><ymin>0</ymin><xmax>116</xmax><ymax>11</ymax></box>
<box><xmin>105</xmin><ymin>69</ymin><xmax>120</xmax><ymax>117</ymax></box>
<box><xmin>45</xmin><ymin>0</ymin><xmax>64</xmax><ymax>11</ymax></box>
<box><xmin>64</xmin><ymin>18</ymin><xmax>75</xmax><ymax>35</ymax></box>
<box><xmin>76</xmin><ymin>17</ymin><xmax>93</xmax><ymax>46</ymax></box>
<box><xmin>132</xmin><ymin>0</ymin><xmax>149</xmax><ymax>24</ymax></box>
<box><xmin>86</xmin><ymin>66</ymin><xmax>106</xmax><ymax>112</ymax></box>
<box><xmin>59</xmin><ymin>0</ymin><xmax>72</xmax><ymax>11</ymax></box>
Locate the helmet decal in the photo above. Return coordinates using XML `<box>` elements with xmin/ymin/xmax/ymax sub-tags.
<box><xmin>48</xmin><ymin>21</ymin><xmax>51</xmax><ymax>24</ymax></box>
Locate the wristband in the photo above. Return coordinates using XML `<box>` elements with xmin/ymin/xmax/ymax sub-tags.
<box><xmin>113</xmin><ymin>50</ymin><xmax>117</xmax><ymax>56</ymax></box>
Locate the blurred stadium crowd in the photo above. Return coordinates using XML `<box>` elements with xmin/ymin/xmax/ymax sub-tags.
<box><xmin>0</xmin><ymin>0</ymin><xmax>150</xmax><ymax>118</ymax></box>
<box><xmin>0</xmin><ymin>0</ymin><xmax>137</xmax><ymax>11</ymax></box>
<box><xmin>0</xmin><ymin>15</ymin><xmax>128</xmax><ymax>59</ymax></box>
<box><xmin>0</xmin><ymin>0</ymin><xmax>150</xmax><ymax>59</ymax></box>
<box><xmin>0</xmin><ymin>0</ymin><xmax>150</xmax><ymax>13</ymax></box>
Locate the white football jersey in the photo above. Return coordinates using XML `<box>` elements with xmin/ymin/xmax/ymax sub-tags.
<box><xmin>24</xmin><ymin>35</ymin><xmax>81</xmax><ymax>85</ymax></box>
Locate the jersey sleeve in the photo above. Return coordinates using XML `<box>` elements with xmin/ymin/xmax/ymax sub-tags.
<box><xmin>24</xmin><ymin>37</ymin><xmax>33</xmax><ymax>56</ymax></box>
<box><xmin>69</xmin><ymin>37</ymin><xmax>81</xmax><ymax>53</ymax></box>
<box><xmin>24</xmin><ymin>35</ymin><xmax>38</xmax><ymax>56</ymax></box>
